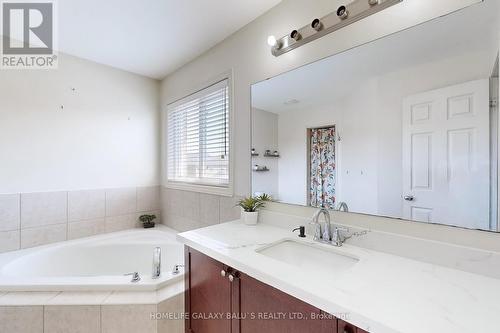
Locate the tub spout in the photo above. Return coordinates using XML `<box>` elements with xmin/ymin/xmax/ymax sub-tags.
<box><xmin>172</xmin><ymin>264</ymin><xmax>185</xmax><ymax>275</ymax></box>
<box><xmin>152</xmin><ymin>247</ymin><xmax>161</xmax><ymax>279</ymax></box>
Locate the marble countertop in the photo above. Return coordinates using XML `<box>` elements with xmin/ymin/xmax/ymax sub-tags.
<box><xmin>177</xmin><ymin>220</ymin><xmax>500</xmax><ymax>333</ymax></box>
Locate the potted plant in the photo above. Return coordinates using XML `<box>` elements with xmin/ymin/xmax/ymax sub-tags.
<box><xmin>236</xmin><ymin>194</ymin><xmax>272</xmax><ymax>225</ymax></box>
<box><xmin>139</xmin><ymin>214</ymin><xmax>156</xmax><ymax>228</ymax></box>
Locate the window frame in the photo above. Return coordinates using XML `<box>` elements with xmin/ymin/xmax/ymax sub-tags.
<box><xmin>163</xmin><ymin>71</ymin><xmax>234</xmax><ymax>197</ymax></box>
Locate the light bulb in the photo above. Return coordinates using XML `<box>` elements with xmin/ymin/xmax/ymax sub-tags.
<box><xmin>267</xmin><ymin>35</ymin><xmax>277</xmax><ymax>47</ymax></box>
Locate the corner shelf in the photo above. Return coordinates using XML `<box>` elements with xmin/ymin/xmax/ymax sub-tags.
<box><xmin>252</xmin><ymin>165</ymin><xmax>269</xmax><ymax>172</ymax></box>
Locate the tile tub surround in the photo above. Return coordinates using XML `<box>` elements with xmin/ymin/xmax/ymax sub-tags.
<box><xmin>178</xmin><ymin>220</ymin><xmax>500</xmax><ymax>333</ymax></box>
<box><xmin>0</xmin><ymin>186</ymin><xmax>161</xmax><ymax>253</ymax></box>
<box><xmin>160</xmin><ymin>187</ymin><xmax>241</xmax><ymax>232</ymax></box>
<box><xmin>0</xmin><ymin>281</ymin><xmax>184</xmax><ymax>333</ymax></box>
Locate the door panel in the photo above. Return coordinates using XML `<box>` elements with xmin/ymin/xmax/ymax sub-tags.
<box><xmin>186</xmin><ymin>247</ymin><xmax>231</xmax><ymax>333</ymax></box>
<box><xmin>239</xmin><ymin>272</ymin><xmax>336</xmax><ymax>333</ymax></box>
<box><xmin>402</xmin><ymin>79</ymin><xmax>490</xmax><ymax>229</ymax></box>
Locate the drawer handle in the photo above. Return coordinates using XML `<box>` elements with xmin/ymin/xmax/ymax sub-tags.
<box><xmin>228</xmin><ymin>274</ymin><xmax>234</xmax><ymax>282</ymax></box>
<box><xmin>220</xmin><ymin>270</ymin><xmax>226</xmax><ymax>277</ymax></box>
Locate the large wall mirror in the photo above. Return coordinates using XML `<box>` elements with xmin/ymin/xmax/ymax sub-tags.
<box><xmin>251</xmin><ymin>1</ymin><xmax>500</xmax><ymax>232</ymax></box>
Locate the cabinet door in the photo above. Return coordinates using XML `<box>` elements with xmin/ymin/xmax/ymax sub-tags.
<box><xmin>185</xmin><ymin>247</ymin><xmax>231</xmax><ymax>333</ymax></box>
<box><xmin>238</xmin><ymin>272</ymin><xmax>337</xmax><ymax>333</ymax></box>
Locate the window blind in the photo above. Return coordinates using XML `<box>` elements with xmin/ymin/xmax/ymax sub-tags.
<box><xmin>167</xmin><ymin>79</ymin><xmax>230</xmax><ymax>187</ymax></box>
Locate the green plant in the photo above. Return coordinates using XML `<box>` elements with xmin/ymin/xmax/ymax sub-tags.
<box><xmin>257</xmin><ymin>193</ymin><xmax>273</xmax><ymax>202</ymax></box>
<box><xmin>236</xmin><ymin>196</ymin><xmax>266</xmax><ymax>212</ymax></box>
<box><xmin>139</xmin><ymin>214</ymin><xmax>156</xmax><ymax>225</ymax></box>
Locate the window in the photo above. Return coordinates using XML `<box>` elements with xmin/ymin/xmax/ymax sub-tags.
<box><xmin>166</xmin><ymin>79</ymin><xmax>231</xmax><ymax>194</ymax></box>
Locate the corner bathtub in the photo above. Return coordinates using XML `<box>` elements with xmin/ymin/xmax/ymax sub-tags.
<box><xmin>0</xmin><ymin>226</ymin><xmax>184</xmax><ymax>291</ymax></box>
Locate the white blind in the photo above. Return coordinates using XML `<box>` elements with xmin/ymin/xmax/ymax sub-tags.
<box><xmin>167</xmin><ymin>79</ymin><xmax>230</xmax><ymax>187</ymax></box>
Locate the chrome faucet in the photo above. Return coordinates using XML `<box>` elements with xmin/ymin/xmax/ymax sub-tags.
<box><xmin>152</xmin><ymin>247</ymin><xmax>161</xmax><ymax>279</ymax></box>
<box><xmin>310</xmin><ymin>208</ymin><xmax>331</xmax><ymax>242</ymax></box>
<box><xmin>172</xmin><ymin>264</ymin><xmax>185</xmax><ymax>275</ymax></box>
<box><xmin>310</xmin><ymin>208</ymin><xmax>349</xmax><ymax>247</ymax></box>
<box><xmin>337</xmin><ymin>202</ymin><xmax>349</xmax><ymax>212</ymax></box>
<box><xmin>124</xmin><ymin>272</ymin><xmax>141</xmax><ymax>283</ymax></box>
<box><xmin>331</xmin><ymin>226</ymin><xmax>349</xmax><ymax>246</ymax></box>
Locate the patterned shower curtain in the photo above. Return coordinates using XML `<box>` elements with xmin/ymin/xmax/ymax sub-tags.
<box><xmin>310</xmin><ymin>127</ymin><xmax>336</xmax><ymax>209</ymax></box>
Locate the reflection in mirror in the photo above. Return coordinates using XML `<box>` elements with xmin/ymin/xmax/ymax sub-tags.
<box><xmin>251</xmin><ymin>1</ymin><xmax>500</xmax><ymax>232</ymax></box>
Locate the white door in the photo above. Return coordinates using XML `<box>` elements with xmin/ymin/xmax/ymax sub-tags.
<box><xmin>402</xmin><ymin>79</ymin><xmax>490</xmax><ymax>230</ymax></box>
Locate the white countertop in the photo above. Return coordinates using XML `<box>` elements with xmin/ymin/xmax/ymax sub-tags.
<box><xmin>177</xmin><ymin>220</ymin><xmax>500</xmax><ymax>333</ymax></box>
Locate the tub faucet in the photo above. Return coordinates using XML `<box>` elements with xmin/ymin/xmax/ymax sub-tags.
<box><xmin>152</xmin><ymin>247</ymin><xmax>161</xmax><ymax>279</ymax></box>
<box><xmin>124</xmin><ymin>272</ymin><xmax>141</xmax><ymax>283</ymax></box>
<box><xmin>172</xmin><ymin>264</ymin><xmax>185</xmax><ymax>275</ymax></box>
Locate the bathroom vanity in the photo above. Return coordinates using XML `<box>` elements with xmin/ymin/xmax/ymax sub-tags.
<box><xmin>179</xmin><ymin>1</ymin><xmax>500</xmax><ymax>332</ymax></box>
<box><xmin>178</xmin><ymin>220</ymin><xmax>500</xmax><ymax>333</ymax></box>
<box><xmin>185</xmin><ymin>246</ymin><xmax>367</xmax><ymax>333</ymax></box>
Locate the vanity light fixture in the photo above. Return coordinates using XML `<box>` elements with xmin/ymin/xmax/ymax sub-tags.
<box><xmin>290</xmin><ymin>30</ymin><xmax>301</xmax><ymax>41</ymax></box>
<box><xmin>336</xmin><ymin>5</ymin><xmax>349</xmax><ymax>20</ymax></box>
<box><xmin>311</xmin><ymin>18</ymin><xmax>322</xmax><ymax>32</ymax></box>
<box><xmin>270</xmin><ymin>0</ymin><xmax>402</xmax><ymax>57</ymax></box>
<box><xmin>267</xmin><ymin>35</ymin><xmax>277</xmax><ymax>47</ymax></box>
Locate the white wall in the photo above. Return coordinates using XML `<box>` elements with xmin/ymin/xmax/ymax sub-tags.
<box><xmin>0</xmin><ymin>53</ymin><xmax>160</xmax><ymax>193</ymax></box>
<box><xmin>251</xmin><ymin>108</ymin><xmax>279</xmax><ymax>198</ymax></box>
<box><xmin>160</xmin><ymin>0</ymin><xmax>481</xmax><ymax>197</ymax></box>
<box><xmin>275</xmin><ymin>79</ymin><xmax>380</xmax><ymax>211</ymax></box>
<box><xmin>274</xmin><ymin>50</ymin><xmax>492</xmax><ymax>216</ymax></box>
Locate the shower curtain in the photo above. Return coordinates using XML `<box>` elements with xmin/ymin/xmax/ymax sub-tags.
<box><xmin>310</xmin><ymin>127</ymin><xmax>336</xmax><ymax>209</ymax></box>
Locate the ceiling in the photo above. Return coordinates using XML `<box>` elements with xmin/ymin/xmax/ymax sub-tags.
<box><xmin>252</xmin><ymin>0</ymin><xmax>499</xmax><ymax>114</ymax></box>
<box><xmin>54</xmin><ymin>0</ymin><xmax>281</xmax><ymax>79</ymax></box>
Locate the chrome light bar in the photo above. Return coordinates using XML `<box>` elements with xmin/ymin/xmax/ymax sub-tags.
<box><xmin>271</xmin><ymin>0</ymin><xmax>403</xmax><ymax>57</ymax></box>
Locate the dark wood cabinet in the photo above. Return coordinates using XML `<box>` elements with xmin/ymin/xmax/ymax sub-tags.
<box><xmin>338</xmin><ymin>320</ymin><xmax>367</xmax><ymax>333</ymax></box>
<box><xmin>239</xmin><ymin>271</ymin><xmax>336</xmax><ymax>333</ymax></box>
<box><xmin>185</xmin><ymin>247</ymin><xmax>232</xmax><ymax>333</ymax></box>
<box><xmin>185</xmin><ymin>246</ymin><xmax>365</xmax><ymax>333</ymax></box>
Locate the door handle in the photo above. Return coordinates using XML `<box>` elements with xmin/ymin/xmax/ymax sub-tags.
<box><xmin>404</xmin><ymin>195</ymin><xmax>414</xmax><ymax>201</ymax></box>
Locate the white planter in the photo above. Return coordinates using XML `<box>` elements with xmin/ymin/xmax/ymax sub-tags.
<box><xmin>242</xmin><ymin>211</ymin><xmax>259</xmax><ymax>225</ymax></box>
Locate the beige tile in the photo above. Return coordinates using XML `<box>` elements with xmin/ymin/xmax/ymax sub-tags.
<box><xmin>103</xmin><ymin>291</ymin><xmax>157</xmax><ymax>305</ymax></box>
<box><xmin>44</xmin><ymin>305</ymin><xmax>100</xmax><ymax>333</ymax></box>
<box><xmin>105</xmin><ymin>188</ymin><xmax>136</xmax><ymax>216</ymax></box>
<box><xmin>104</xmin><ymin>214</ymin><xmax>136</xmax><ymax>233</ymax></box>
<box><xmin>168</xmin><ymin>189</ymin><xmax>183</xmax><ymax>217</ymax></box>
<box><xmin>21</xmin><ymin>224</ymin><xmax>66</xmax><ymax>249</ymax></box>
<box><xmin>20</xmin><ymin>191</ymin><xmax>67</xmax><ymax>228</ymax></box>
<box><xmin>137</xmin><ymin>186</ymin><xmax>160</xmax><ymax>212</ymax></box>
<box><xmin>0</xmin><ymin>194</ymin><xmax>20</xmax><ymax>232</ymax></box>
<box><xmin>47</xmin><ymin>291</ymin><xmax>111</xmax><ymax>305</ymax></box>
<box><xmin>157</xmin><ymin>292</ymin><xmax>185</xmax><ymax>333</ymax></box>
<box><xmin>0</xmin><ymin>306</ymin><xmax>43</xmax><ymax>333</ymax></box>
<box><xmin>164</xmin><ymin>216</ymin><xmax>201</xmax><ymax>232</ymax></box>
<box><xmin>160</xmin><ymin>187</ymin><xmax>170</xmax><ymax>216</ymax></box>
<box><xmin>219</xmin><ymin>196</ymin><xmax>241</xmax><ymax>223</ymax></box>
<box><xmin>180</xmin><ymin>190</ymin><xmax>200</xmax><ymax>221</ymax></box>
<box><xmin>200</xmin><ymin>193</ymin><xmax>220</xmax><ymax>226</ymax></box>
<box><xmin>68</xmin><ymin>190</ymin><xmax>105</xmax><ymax>222</ymax></box>
<box><xmin>68</xmin><ymin>218</ymin><xmax>105</xmax><ymax>240</ymax></box>
<box><xmin>0</xmin><ymin>292</ymin><xmax>60</xmax><ymax>306</ymax></box>
<box><xmin>0</xmin><ymin>230</ymin><xmax>20</xmax><ymax>253</ymax></box>
<box><xmin>101</xmin><ymin>304</ymin><xmax>157</xmax><ymax>333</ymax></box>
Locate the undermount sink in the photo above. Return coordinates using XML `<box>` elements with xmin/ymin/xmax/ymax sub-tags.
<box><xmin>256</xmin><ymin>239</ymin><xmax>359</xmax><ymax>275</ymax></box>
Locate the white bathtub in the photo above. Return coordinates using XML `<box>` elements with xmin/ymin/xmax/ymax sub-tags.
<box><xmin>0</xmin><ymin>226</ymin><xmax>184</xmax><ymax>291</ymax></box>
